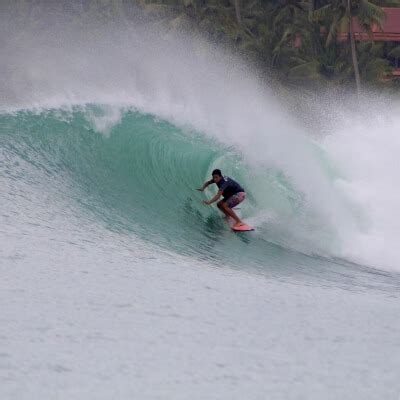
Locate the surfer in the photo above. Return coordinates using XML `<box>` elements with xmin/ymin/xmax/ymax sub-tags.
<box><xmin>197</xmin><ymin>169</ymin><xmax>246</xmax><ymax>228</ymax></box>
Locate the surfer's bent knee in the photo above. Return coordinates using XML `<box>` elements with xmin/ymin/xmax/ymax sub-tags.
<box><xmin>219</xmin><ymin>200</ymin><xmax>230</xmax><ymax>210</ymax></box>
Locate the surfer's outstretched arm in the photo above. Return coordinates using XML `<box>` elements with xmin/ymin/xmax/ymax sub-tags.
<box><xmin>197</xmin><ymin>179</ymin><xmax>213</xmax><ymax>191</ymax></box>
<box><xmin>203</xmin><ymin>191</ymin><xmax>222</xmax><ymax>205</ymax></box>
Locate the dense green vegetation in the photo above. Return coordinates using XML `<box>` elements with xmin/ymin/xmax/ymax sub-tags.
<box><xmin>4</xmin><ymin>0</ymin><xmax>400</xmax><ymax>90</ymax></box>
<box><xmin>138</xmin><ymin>0</ymin><xmax>400</xmax><ymax>90</ymax></box>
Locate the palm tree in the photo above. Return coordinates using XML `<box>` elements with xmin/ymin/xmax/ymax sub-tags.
<box><xmin>266</xmin><ymin>0</ymin><xmax>322</xmax><ymax>80</ymax></box>
<box><xmin>313</xmin><ymin>0</ymin><xmax>386</xmax><ymax>92</ymax></box>
<box><xmin>357</xmin><ymin>41</ymin><xmax>392</xmax><ymax>81</ymax></box>
<box><xmin>347</xmin><ymin>0</ymin><xmax>361</xmax><ymax>90</ymax></box>
<box><xmin>233</xmin><ymin>0</ymin><xmax>242</xmax><ymax>26</ymax></box>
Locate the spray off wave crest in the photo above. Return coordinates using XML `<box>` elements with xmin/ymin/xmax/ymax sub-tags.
<box><xmin>1</xmin><ymin>12</ymin><xmax>400</xmax><ymax>271</ymax></box>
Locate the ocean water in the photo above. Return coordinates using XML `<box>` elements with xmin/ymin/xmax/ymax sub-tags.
<box><xmin>1</xmin><ymin>8</ymin><xmax>400</xmax><ymax>400</ymax></box>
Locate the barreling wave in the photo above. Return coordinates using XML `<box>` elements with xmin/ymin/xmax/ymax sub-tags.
<box><xmin>1</xmin><ymin>6</ymin><xmax>400</xmax><ymax>272</ymax></box>
<box><xmin>0</xmin><ymin>107</ymin><xmax>315</xmax><ymax>269</ymax></box>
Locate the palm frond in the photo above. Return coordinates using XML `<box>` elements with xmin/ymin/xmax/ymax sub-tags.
<box><xmin>390</xmin><ymin>46</ymin><xmax>400</xmax><ymax>57</ymax></box>
<box><xmin>357</xmin><ymin>0</ymin><xmax>386</xmax><ymax>31</ymax></box>
<box><xmin>273</xmin><ymin>6</ymin><xmax>292</xmax><ymax>29</ymax></box>
<box><xmin>289</xmin><ymin>60</ymin><xmax>322</xmax><ymax>79</ymax></box>
<box><xmin>311</xmin><ymin>4</ymin><xmax>332</xmax><ymax>22</ymax></box>
<box><xmin>325</xmin><ymin>13</ymin><xmax>339</xmax><ymax>47</ymax></box>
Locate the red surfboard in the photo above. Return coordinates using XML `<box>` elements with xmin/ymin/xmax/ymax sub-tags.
<box><xmin>231</xmin><ymin>224</ymin><xmax>254</xmax><ymax>232</ymax></box>
<box><xmin>227</xmin><ymin>216</ymin><xmax>254</xmax><ymax>232</ymax></box>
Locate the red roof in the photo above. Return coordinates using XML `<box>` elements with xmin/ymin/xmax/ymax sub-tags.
<box><xmin>338</xmin><ymin>7</ymin><xmax>400</xmax><ymax>42</ymax></box>
<box><xmin>381</xmin><ymin>8</ymin><xmax>400</xmax><ymax>33</ymax></box>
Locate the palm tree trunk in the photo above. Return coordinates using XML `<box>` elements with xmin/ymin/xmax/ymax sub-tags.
<box><xmin>233</xmin><ymin>0</ymin><xmax>242</xmax><ymax>27</ymax></box>
<box><xmin>308</xmin><ymin>0</ymin><xmax>315</xmax><ymax>17</ymax></box>
<box><xmin>347</xmin><ymin>0</ymin><xmax>361</xmax><ymax>93</ymax></box>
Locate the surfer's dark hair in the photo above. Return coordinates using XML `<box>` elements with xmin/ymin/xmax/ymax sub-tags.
<box><xmin>212</xmin><ymin>169</ymin><xmax>222</xmax><ymax>177</ymax></box>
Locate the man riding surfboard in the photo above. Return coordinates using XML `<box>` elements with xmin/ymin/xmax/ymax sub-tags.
<box><xmin>198</xmin><ymin>169</ymin><xmax>247</xmax><ymax>229</ymax></box>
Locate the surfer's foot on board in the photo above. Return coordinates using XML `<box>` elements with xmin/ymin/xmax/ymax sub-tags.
<box><xmin>233</xmin><ymin>221</ymin><xmax>245</xmax><ymax>228</ymax></box>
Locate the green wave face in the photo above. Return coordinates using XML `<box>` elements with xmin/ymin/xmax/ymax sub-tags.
<box><xmin>2</xmin><ymin>106</ymin><xmax>327</xmax><ymax>271</ymax></box>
